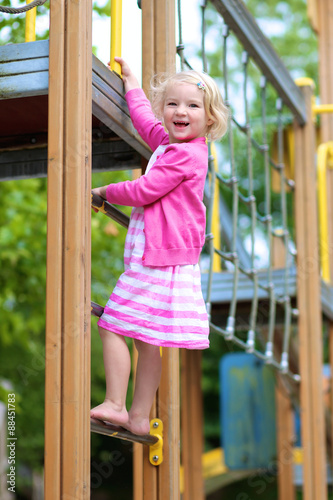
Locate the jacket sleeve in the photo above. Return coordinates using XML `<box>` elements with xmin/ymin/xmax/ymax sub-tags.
<box><xmin>106</xmin><ymin>144</ymin><xmax>195</xmax><ymax>207</ymax></box>
<box><xmin>125</xmin><ymin>88</ymin><xmax>169</xmax><ymax>151</ymax></box>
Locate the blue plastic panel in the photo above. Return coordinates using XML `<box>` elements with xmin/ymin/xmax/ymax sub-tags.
<box><xmin>219</xmin><ymin>352</ymin><xmax>277</xmax><ymax>469</ymax></box>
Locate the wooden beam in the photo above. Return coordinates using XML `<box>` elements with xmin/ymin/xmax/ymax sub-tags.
<box><xmin>317</xmin><ymin>5</ymin><xmax>333</xmax><ymax>453</ymax></box>
<box><xmin>0</xmin><ymin>141</ymin><xmax>142</xmax><ymax>181</ymax></box>
<box><xmin>134</xmin><ymin>2</ymin><xmax>178</xmax><ymax>499</ymax></box>
<box><xmin>180</xmin><ymin>350</ymin><xmax>205</xmax><ymax>500</ymax></box>
<box><xmin>272</xmin><ymin>237</ymin><xmax>296</xmax><ymax>500</ymax></box>
<box><xmin>276</xmin><ymin>377</ymin><xmax>296</xmax><ymax>500</ymax></box>
<box><xmin>317</xmin><ymin>0</ymin><xmax>333</xmax><ymax>143</ymax></box>
<box><xmin>293</xmin><ymin>82</ymin><xmax>327</xmax><ymax>500</ymax></box>
<box><xmin>44</xmin><ymin>0</ymin><xmax>92</xmax><ymax>497</ymax></box>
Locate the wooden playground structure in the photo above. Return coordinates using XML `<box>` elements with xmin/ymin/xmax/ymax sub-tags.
<box><xmin>0</xmin><ymin>0</ymin><xmax>333</xmax><ymax>499</ymax></box>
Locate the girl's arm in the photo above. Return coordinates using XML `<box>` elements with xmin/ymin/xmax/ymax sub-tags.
<box><xmin>105</xmin><ymin>143</ymin><xmax>198</xmax><ymax>208</ymax></box>
<box><xmin>114</xmin><ymin>57</ymin><xmax>168</xmax><ymax>151</ymax></box>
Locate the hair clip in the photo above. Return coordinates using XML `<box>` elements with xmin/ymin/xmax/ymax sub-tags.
<box><xmin>197</xmin><ymin>81</ymin><xmax>206</xmax><ymax>90</ymax></box>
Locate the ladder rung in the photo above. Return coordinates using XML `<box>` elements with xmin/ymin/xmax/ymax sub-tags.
<box><xmin>91</xmin><ymin>192</ymin><xmax>130</xmax><ymax>228</ymax></box>
<box><xmin>91</xmin><ymin>418</ymin><xmax>158</xmax><ymax>446</ymax></box>
<box><xmin>91</xmin><ymin>301</ymin><xmax>104</xmax><ymax>318</ymax></box>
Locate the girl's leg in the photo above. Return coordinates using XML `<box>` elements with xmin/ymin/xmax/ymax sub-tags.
<box><xmin>90</xmin><ymin>327</ymin><xmax>130</xmax><ymax>426</ymax></box>
<box><xmin>126</xmin><ymin>339</ymin><xmax>162</xmax><ymax>435</ymax></box>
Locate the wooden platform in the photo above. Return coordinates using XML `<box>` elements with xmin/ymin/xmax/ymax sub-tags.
<box><xmin>0</xmin><ymin>40</ymin><xmax>151</xmax><ymax>180</ymax></box>
<box><xmin>201</xmin><ymin>267</ymin><xmax>333</xmax><ymax>322</ymax></box>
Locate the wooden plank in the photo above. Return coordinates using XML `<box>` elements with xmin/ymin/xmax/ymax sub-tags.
<box><xmin>317</xmin><ymin>0</ymin><xmax>333</xmax><ymax>143</ymax></box>
<box><xmin>92</xmin><ymin>54</ymin><xmax>126</xmax><ymax>104</ymax></box>
<box><xmin>44</xmin><ymin>1</ymin><xmax>65</xmax><ymax>497</ymax></box>
<box><xmin>134</xmin><ymin>3</ymin><xmax>179</xmax><ymax>499</ymax></box>
<box><xmin>61</xmin><ymin>0</ymin><xmax>92</xmax><ymax>494</ymax></box>
<box><xmin>92</xmin><ymin>55</ymin><xmax>151</xmax><ymax>158</ymax></box>
<box><xmin>0</xmin><ymin>140</ymin><xmax>142</xmax><ymax>180</ymax></box>
<box><xmin>272</xmin><ymin>238</ymin><xmax>296</xmax><ymax>500</ymax></box>
<box><xmin>294</xmin><ymin>83</ymin><xmax>327</xmax><ymax>500</ymax></box>
<box><xmin>0</xmin><ymin>72</ymin><xmax>48</xmax><ymax>99</ymax></box>
<box><xmin>141</xmin><ymin>0</ymin><xmax>155</xmax><ymax>94</ymax></box>
<box><xmin>157</xmin><ymin>349</ymin><xmax>180</xmax><ymax>500</ymax></box>
<box><xmin>44</xmin><ymin>0</ymin><xmax>92</xmax><ymax>497</ymax></box>
<box><xmin>91</xmin><ymin>87</ymin><xmax>150</xmax><ymax>160</ymax></box>
<box><xmin>0</xmin><ymin>58</ymin><xmax>48</xmax><ymax>77</ymax></box>
<box><xmin>0</xmin><ymin>39</ymin><xmax>48</xmax><ymax>62</ymax></box>
<box><xmin>276</xmin><ymin>377</ymin><xmax>296</xmax><ymax>500</ymax></box>
<box><xmin>181</xmin><ymin>350</ymin><xmax>204</xmax><ymax>500</ymax></box>
<box><xmin>0</xmin><ymin>41</ymin><xmax>151</xmax><ymax>161</ymax></box>
<box><xmin>201</xmin><ymin>268</ymin><xmax>333</xmax><ymax>321</ymax></box>
<box><xmin>201</xmin><ymin>267</ymin><xmax>298</xmax><ymax>303</ymax></box>
<box><xmin>317</xmin><ymin>4</ymin><xmax>333</xmax><ymax>448</ymax></box>
<box><xmin>0</xmin><ymin>41</ymin><xmax>49</xmax><ymax>100</ymax></box>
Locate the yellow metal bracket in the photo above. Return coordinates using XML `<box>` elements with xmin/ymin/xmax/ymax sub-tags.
<box><xmin>317</xmin><ymin>142</ymin><xmax>333</xmax><ymax>282</ymax></box>
<box><xmin>91</xmin><ymin>193</ymin><xmax>107</xmax><ymax>215</ymax></box>
<box><xmin>149</xmin><ymin>418</ymin><xmax>163</xmax><ymax>466</ymax></box>
<box><xmin>313</xmin><ymin>104</ymin><xmax>333</xmax><ymax>115</ymax></box>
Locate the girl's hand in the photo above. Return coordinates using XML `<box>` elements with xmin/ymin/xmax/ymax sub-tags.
<box><xmin>91</xmin><ymin>186</ymin><xmax>107</xmax><ymax>213</ymax></box>
<box><xmin>114</xmin><ymin>57</ymin><xmax>140</xmax><ymax>93</ymax></box>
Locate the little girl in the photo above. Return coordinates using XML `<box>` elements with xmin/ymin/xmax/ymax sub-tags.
<box><xmin>91</xmin><ymin>57</ymin><xmax>229</xmax><ymax>435</ymax></box>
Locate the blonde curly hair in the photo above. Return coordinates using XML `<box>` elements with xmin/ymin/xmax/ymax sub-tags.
<box><xmin>150</xmin><ymin>69</ymin><xmax>229</xmax><ymax>142</ymax></box>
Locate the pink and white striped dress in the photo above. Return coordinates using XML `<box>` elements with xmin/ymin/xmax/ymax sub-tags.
<box><xmin>97</xmin><ymin>146</ymin><xmax>210</xmax><ymax>349</ymax></box>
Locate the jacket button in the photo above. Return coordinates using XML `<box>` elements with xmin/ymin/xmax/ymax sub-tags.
<box><xmin>143</xmin><ymin>229</ymin><xmax>145</xmax><ymax>233</ymax></box>
<box><xmin>142</xmin><ymin>256</ymin><xmax>145</xmax><ymax>261</ymax></box>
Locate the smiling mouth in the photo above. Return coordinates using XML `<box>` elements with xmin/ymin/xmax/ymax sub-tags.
<box><xmin>174</xmin><ymin>121</ymin><xmax>189</xmax><ymax>127</ymax></box>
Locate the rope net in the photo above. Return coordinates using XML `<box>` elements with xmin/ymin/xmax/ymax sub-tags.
<box><xmin>0</xmin><ymin>0</ymin><xmax>47</xmax><ymax>14</ymax></box>
<box><xmin>177</xmin><ymin>0</ymin><xmax>300</xmax><ymax>382</ymax></box>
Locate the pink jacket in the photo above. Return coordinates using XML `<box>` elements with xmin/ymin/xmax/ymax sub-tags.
<box><xmin>105</xmin><ymin>88</ymin><xmax>208</xmax><ymax>266</ymax></box>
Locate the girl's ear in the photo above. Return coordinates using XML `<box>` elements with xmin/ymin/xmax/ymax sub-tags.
<box><xmin>206</xmin><ymin>116</ymin><xmax>215</xmax><ymax>127</ymax></box>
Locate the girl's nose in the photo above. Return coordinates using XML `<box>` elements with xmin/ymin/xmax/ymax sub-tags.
<box><xmin>176</xmin><ymin>105</ymin><xmax>186</xmax><ymax>115</ymax></box>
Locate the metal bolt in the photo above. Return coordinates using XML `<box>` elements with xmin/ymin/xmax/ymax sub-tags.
<box><xmin>153</xmin><ymin>421</ymin><xmax>159</xmax><ymax>428</ymax></box>
<box><xmin>153</xmin><ymin>455</ymin><xmax>159</xmax><ymax>462</ymax></box>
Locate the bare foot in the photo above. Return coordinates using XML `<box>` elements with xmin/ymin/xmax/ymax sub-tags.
<box><xmin>90</xmin><ymin>400</ymin><xmax>129</xmax><ymax>427</ymax></box>
<box><xmin>124</xmin><ymin>411</ymin><xmax>150</xmax><ymax>436</ymax></box>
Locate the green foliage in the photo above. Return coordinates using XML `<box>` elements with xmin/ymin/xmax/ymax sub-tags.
<box><xmin>0</xmin><ymin>0</ymin><xmax>50</xmax><ymax>45</ymax></box>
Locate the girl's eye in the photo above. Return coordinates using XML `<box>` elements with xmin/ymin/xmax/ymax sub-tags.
<box><xmin>189</xmin><ymin>103</ymin><xmax>199</xmax><ymax>108</ymax></box>
<box><xmin>167</xmin><ymin>102</ymin><xmax>176</xmax><ymax>106</ymax></box>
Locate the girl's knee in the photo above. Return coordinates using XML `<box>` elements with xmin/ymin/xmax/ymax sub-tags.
<box><xmin>98</xmin><ymin>327</ymin><xmax>120</xmax><ymax>342</ymax></box>
<box><xmin>98</xmin><ymin>326</ymin><xmax>109</xmax><ymax>339</ymax></box>
<box><xmin>134</xmin><ymin>339</ymin><xmax>160</xmax><ymax>357</ymax></box>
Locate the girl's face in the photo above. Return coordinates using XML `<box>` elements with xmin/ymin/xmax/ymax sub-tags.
<box><xmin>163</xmin><ymin>82</ymin><xmax>213</xmax><ymax>144</ymax></box>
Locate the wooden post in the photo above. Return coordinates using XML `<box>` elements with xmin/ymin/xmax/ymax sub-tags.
<box><xmin>317</xmin><ymin>0</ymin><xmax>333</xmax><ymax>143</ymax></box>
<box><xmin>317</xmin><ymin>1</ymin><xmax>333</xmax><ymax>466</ymax></box>
<box><xmin>181</xmin><ymin>350</ymin><xmax>205</xmax><ymax>500</ymax></box>
<box><xmin>272</xmin><ymin>236</ymin><xmax>296</xmax><ymax>500</ymax></box>
<box><xmin>133</xmin><ymin>1</ymin><xmax>179</xmax><ymax>499</ymax></box>
<box><xmin>275</xmin><ymin>377</ymin><xmax>296</xmax><ymax>500</ymax></box>
<box><xmin>293</xmin><ymin>82</ymin><xmax>327</xmax><ymax>500</ymax></box>
<box><xmin>44</xmin><ymin>0</ymin><xmax>92</xmax><ymax>498</ymax></box>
